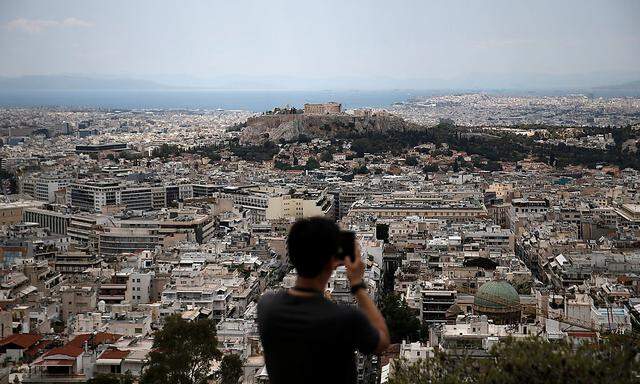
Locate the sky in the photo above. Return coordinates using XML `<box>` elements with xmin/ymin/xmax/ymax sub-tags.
<box><xmin>0</xmin><ymin>0</ymin><xmax>639</xmax><ymax>88</ymax></box>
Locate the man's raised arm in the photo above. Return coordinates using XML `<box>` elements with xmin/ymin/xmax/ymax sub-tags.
<box><xmin>344</xmin><ymin>245</ymin><xmax>390</xmax><ymax>354</ymax></box>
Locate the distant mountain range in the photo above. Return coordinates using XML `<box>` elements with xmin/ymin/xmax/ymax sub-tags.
<box><xmin>1</xmin><ymin>73</ymin><xmax>639</xmax><ymax>95</ymax></box>
<box><xmin>0</xmin><ymin>75</ymin><xmax>170</xmax><ymax>90</ymax></box>
<box><xmin>593</xmin><ymin>80</ymin><xmax>640</xmax><ymax>91</ymax></box>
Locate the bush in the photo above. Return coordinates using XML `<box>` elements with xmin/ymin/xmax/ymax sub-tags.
<box><xmin>389</xmin><ymin>334</ymin><xmax>640</xmax><ymax>384</ymax></box>
<box><xmin>88</xmin><ymin>373</ymin><xmax>133</xmax><ymax>384</ymax></box>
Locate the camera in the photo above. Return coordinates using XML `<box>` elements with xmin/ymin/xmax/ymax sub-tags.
<box><xmin>336</xmin><ymin>230</ymin><xmax>356</xmax><ymax>262</ymax></box>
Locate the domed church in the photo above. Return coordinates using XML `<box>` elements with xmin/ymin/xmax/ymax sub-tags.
<box><xmin>473</xmin><ymin>280</ymin><xmax>521</xmax><ymax>324</ymax></box>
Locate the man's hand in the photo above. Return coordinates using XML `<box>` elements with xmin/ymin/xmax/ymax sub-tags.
<box><xmin>344</xmin><ymin>242</ymin><xmax>364</xmax><ymax>286</ymax></box>
<box><xmin>344</xmin><ymin>241</ymin><xmax>390</xmax><ymax>354</ymax></box>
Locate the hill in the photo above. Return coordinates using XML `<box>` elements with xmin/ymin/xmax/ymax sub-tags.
<box><xmin>239</xmin><ymin>113</ymin><xmax>419</xmax><ymax>145</ymax></box>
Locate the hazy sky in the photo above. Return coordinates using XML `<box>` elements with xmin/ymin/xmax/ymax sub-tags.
<box><xmin>1</xmin><ymin>0</ymin><xmax>639</xmax><ymax>82</ymax></box>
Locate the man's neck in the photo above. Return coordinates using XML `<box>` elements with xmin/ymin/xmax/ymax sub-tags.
<box><xmin>291</xmin><ymin>276</ymin><xmax>326</xmax><ymax>295</ymax></box>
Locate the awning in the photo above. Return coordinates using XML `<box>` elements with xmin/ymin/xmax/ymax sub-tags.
<box><xmin>96</xmin><ymin>359</ymin><xmax>123</xmax><ymax>365</ymax></box>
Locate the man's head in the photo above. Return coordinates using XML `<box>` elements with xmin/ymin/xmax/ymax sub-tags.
<box><xmin>287</xmin><ymin>217</ymin><xmax>340</xmax><ymax>278</ymax></box>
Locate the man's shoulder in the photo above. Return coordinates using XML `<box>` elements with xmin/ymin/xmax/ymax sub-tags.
<box><xmin>258</xmin><ymin>290</ymin><xmax>286</xmax><ymax>307</ymax></box>
<box><xmin>258</xmin><ymin>289</ymin><xmax>296</xmax><ymax>314</ymax></box>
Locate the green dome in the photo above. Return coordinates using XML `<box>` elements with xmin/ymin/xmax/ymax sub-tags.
<box><xmin>474</xmin><ymin>280</ymin><xmax>520</xmax><ymax>312</ymax></box>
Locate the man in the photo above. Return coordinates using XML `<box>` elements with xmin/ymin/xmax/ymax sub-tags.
<box><xmin>257</xmin><ymin>217</ymin><xmax>390</xmax><ymax>384</ymax></box>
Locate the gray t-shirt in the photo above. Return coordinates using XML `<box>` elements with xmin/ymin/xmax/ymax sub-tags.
<box><xmin>257</xmin><ymin>290</ymin><xmax>380</xmax><ymax>384</ymax></box>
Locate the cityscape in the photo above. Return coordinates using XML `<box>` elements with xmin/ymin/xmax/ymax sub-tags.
<box><xmin>1</xmin><ymin>1</ymin><xmax>640</xmax><ymax>384</ymax></box>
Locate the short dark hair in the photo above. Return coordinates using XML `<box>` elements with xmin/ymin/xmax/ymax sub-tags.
<box><xmin>287</xmin><ymin>217</ymin><xmax>340</xmax><ymax>278</ymax></box>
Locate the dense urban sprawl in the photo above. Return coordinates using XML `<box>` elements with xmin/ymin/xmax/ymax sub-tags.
<box><xmin>0</xmin><ymin>97</ymin><xmax>639</xmax><ymax>383</ymax></box>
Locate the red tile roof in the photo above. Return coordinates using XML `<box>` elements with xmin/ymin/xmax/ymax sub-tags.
<box><xmin>25</xmin><ymin>339</ymin><xmax>55</xmax><ymax>358</ymax></box>
<box><xmin>44</xmin><ymin>345</ymin><xmax>84</xmax><ymax>358</ymax></box>
<box><xmin>98</xmin><ymin>348</ymin><xmax>130</xmax><ymax>360</ymax></box>
<box><xmin>0</xmin><ymin>334</ymin><xmax>42</xmax><ymax>349</ymax></box>
<box><xmin>68</xmin><ymin>332</ymin><xmax>122</xmax><ymax>348</ymax></box>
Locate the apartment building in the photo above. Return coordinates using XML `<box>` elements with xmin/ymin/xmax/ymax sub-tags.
<box><xmin>23</xmin><ymin>208</ymin><xmax>70</xmax><ymax>235</ymax></box>
<box><xmin>161</xmin><ymin>285</ymin><xmax>232</xmax><ymax>321</ymax></box>
<box><xmin>98</xmin><ymin>227</ymin><xmax>167</xmax><ymax>260</ymax></box>
<box><xmin>350</xmin><ymin>201</ymin><xmax>487</xmax><ymax>221</ymax></box>
<box><xmin>67</xmin><ymin>180</ymin><xmax>122</xmax><ymax>212</ymax></box>
<box><xmin>265</xmin><ymin>189</ymin><xmax>333</xmax><ymax>221</ymax></box>
<box><xmin>126</xmin><ymin>271</ymin><xmax>154</xmax><ymax>305</ymax></box>
<box><xmin>67</xmin><ymin>180</ymin><xmax>183</xmax><ymax>213</ymax></box>
<box><xmin>20</xmin><ymin>173</ymin><xmax>71</xmax><ymax>203</ymax></box>
<box><xmin>421</xmin><ymin>289</ymin><xmax>457</xmax><ymax>323</ymax></box>
<box><xmin>464</xmin><ymin>225</ymin><xmax>515</xmax><ymax>253</ymax></box>
<box><xmin>55</xmin><ymin>251</ymin><xmax>103</xmax><ymax>275</ymax></box>
<box><xmin>60</xmin><ymin>285</ymin><xmax>97</xmax><ymax>322</ymax></box>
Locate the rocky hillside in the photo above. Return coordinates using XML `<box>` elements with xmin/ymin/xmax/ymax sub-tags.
<box><xmin>239</xmin><ymin>113</ymin><xmax>419</xmax><ymax>144</ymax></box>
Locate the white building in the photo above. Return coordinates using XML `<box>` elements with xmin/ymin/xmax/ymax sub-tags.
<box><xmin>126</xmin><ymin>271</ymin><xmax>154</xmax><ymax>305</ymax></box>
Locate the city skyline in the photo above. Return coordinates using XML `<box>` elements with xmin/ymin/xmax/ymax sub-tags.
<box><xmin>0</xmin><ymin>2</ymin><xmax>639</xmax><ymax>383</ymax></box>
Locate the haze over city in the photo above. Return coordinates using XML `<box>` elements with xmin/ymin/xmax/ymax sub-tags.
<box><xmin>1</xmin><ymin>0</ymin><xmax>639</xmax><ymax>90</ymax></box>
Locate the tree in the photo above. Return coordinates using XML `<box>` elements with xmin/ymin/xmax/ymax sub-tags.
<box><xmin>230</xmin><ymin>141</ymin><xmax>279</xmax><ymax>162</ymax></box>
<box><xmin>320</xmin><ymin>150</ymin><xmax>333</xmax><ymax>162</ymax></box>
<box><xmin>140</xmin><ymin>315</ymin><xmax>221</xmax><ymax>384</ymax></box>
<box><xmin>354</xmin><ymin>165</ymin><xmax>369</xmax><ymax>174</ymax></box>
<box><xmin>422</xmin><ymin>164</ymin><xmax>438</xmax><ymax>174</ymax></box>
<box><xmin>305</xmin><ymin>157</ymin><xmax>320</xmax><ymax>170</ymax></box>
<box><xmin>481</xmin><ymin>160</ymin><xmax>502</xmax><ymax>172</ymax></box>
<box><xmin>389</xmin><ymin>334</ymin><xmax>640</xmax><ymax>384</ymax></box>
<box><xmin>404</xmin><ymin>156</ymin><xmax>418</xmax><ymax>166</ymax></box>
<box><xmin>376</xmin><ymin>223</ymin><xmax>389</xmax><ymax>243</ymax></box>
<box><xmin>207</xmin><ymin>152</ymin><xmax>222</xmax><ymax>161</ymax></box>
<box><xmin>220</xmin><ymin>354</ymin><xmax>243</xmax><ymax>384</ymax></box>
<box><xmin>0</xmin><ymin>169</ymin><xmax>17</xmax><ymax>194</ymax></box>
<box><xmin>380</xmin><ymin>293</ymin><xmax>422</xmax><ymax>343</ymax></box>
<box><xmin>152</xmin><ymin>143</ymin><xmax>182</xmax><ymax>159</ymax></box>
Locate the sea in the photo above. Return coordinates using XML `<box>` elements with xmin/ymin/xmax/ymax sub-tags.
<box><xmin>1</xmin><ymin>88</ymin><xmax>635</xmax><ymax>112</ymax></box>
<box><xmin>0</xmin><ymin>89</ymin><xmax>432</xmax><ymax>112</ymax></box>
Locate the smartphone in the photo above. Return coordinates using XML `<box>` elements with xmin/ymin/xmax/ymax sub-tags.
<box><xmin>337</xmin><ymin>230</ymin><xmax>356</xmax><ymax>262</ymax></box>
